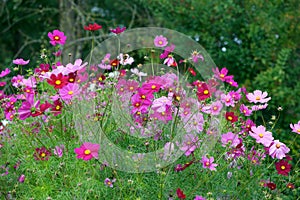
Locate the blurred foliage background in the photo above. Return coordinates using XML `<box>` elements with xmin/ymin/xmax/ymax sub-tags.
<box><xmin>0</xmin><ymin>0</ymin><xmax>299</xmax><ymax>153</ymax></box>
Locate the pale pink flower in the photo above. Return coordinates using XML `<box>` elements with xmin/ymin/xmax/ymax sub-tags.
<box><xmin>251</xmin><ymin>103</ymin><xmax>268</xmax><ymax>111</ymax></box>
<box><xmin>247</xmin><ymin>90</ymin><xmax>271</xmax><ymax>104</ymax></box>
<box><xmin>163</xmin><ymin>55</ymin><xmax>177</xmax><ymax>67</ymax></box>
<box><xmin>221</xmin><ymin>132</ymin><xmax>240</xmax><ymax>148</ymax></box>
<box><xmin>154</xmin><ymin>35</ymin><xmax>168</xmax><ymax>47</ymax></box>
<box><xmin>290</xmin><ymin>121</ymin><xmax>300</xmax><ymax>134</ymax></box>
<box><xmin>13</xmin><ymin>58</ymin><xmax>30</xmax><ymax>65</ymax></box>
<box><xmin>221</xmin><ymin>93</ymin><xmax>235</xmax><ymax>107</ymax></box>
<box><xmin>269</xmin><ymin>140</ymin><xmax>290</xmax><ymax>159</ymax></box>
<box><xmin>249</xmin><ymin>125</ymin><xmax>274</xmax><ymax>147</ymax></box>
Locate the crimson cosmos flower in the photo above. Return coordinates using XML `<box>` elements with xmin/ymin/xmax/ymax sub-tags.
<box><xmin>84</xmin><ymin>23</ymin><xmax>102</xmax><ymax>31</ymax></box>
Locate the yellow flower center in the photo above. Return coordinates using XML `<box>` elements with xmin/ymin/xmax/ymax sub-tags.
<box><xmin>252</xmin><ymin>160</ymin><xmax>257</xmax><ymax>164</ymax></box>
<box><xmin>161</xmin><ymin>112</ymin><xmax>165</xmax><ymax>116</ymax></box>
<box><xmin>135</xmin><ymin>103</ymin><xmax>140</xmax><ymax>107</ymax></box>
<box><xmin>120</xmin><ymin>88</ymin><xmax>124</xmax><ymax>92</ymax></box>
<box><xmin>26</xmin><ymin>89</ymin><xmax>30</xmax><ymax>93</ymax></box>
<box><xmin>68</xmin><ymin>91</ymin><xmax>74</xmax><ymax>95</ymax></box>
<box><xmin>141</xmin><ymin>95</ymin><xmax>146</xmax><ymax>99</ymax></box>
<box><xmin>55</xmin><ymin>80</ymin><xmax>61</xmax><ymax>85</ymax></box>
<box><xmin>158</xmin><ymin>41</ymin><xmax>163</xmax><ymax>44</ymax></box>
<box><xmin>276</xmin><ymin>144</ymin><xmax>281</xmax><ymax>148</ymax></box>
<box><xmin>228</xmin><ymin>116</ymin><xmax>233</xmax><ymax>121</ymax></box>
<box><xmin>99</xmin><ymin>77</ymin><xmax>103</xmax><ymax>81</ymax></box>
<box><xmin>220</xmin><ymin>74</ymin><xmax>225</xmax><ymax>78</ymax></box>
<box><xmin>84</xmin><ymin>149</ymin><xmax>91</xmax><ymax>155</ymax></box>
<box><xmin>297</xmin><ymin>129</ymin><xmax>300</xmax><ymax>133</ymax></box>
<box><xmin>281</xmin><ymin>166</ymin><xmax>286</xmax><ymax>170</ymax></box>
<box><xmin>213</xmin><ymin>106</ymin><xmax>218</xmax><ymax>111</ymax></box>
<box><xmin>176</xmin><ymin>96</ymin><xmax>181</xmax><ymax>101</ymax></box>
<box><xmin>54</xmin><ymin>36</ymin><xmax>60</xmax><ymax>41</ymax></box>
<box><xmin>258</xmin><ymin>133</ymin><xmax>264</xmax><ymax>138</ymax></box>
<box><xmin>256</xmin><ymin>96</ymin><xmax>261</xmax><ymax>100</ymax></box>
<box><xmin>69</xmin><ymin>78</ymin><xmax>74</xmax><ymax>82</ymax></box>
<box><xmin>56</xmin><ymin>105</ymin><xmax>60</xmax><ymax>110</ymax></box>
<box><xmin>203</xmin><ymin>90</ymin><xmax>209</xmax><ymax>95</ymax></box>
<box><xmin>151</xmin><ymin>85</ymin><xmax>156</xmax><ymax>89</ymax></box>
<box><xmin>136</xmin><ymin>111</ymin><xmax>141</xmax><ymax>115</ymax></box>
<box><xmin>205</xmin><ymin>162</ymin><xmax>210</xmax><ymax>166</ymax></box>
<box><xmin>129</xmin><ymin>86</ymin><xmax>134</xmax><ymax>91</ymax></box>
<box><xmin>41</xmin><ymin>153</ymin><xmax>46</xmax><ymax>157</ymax></box>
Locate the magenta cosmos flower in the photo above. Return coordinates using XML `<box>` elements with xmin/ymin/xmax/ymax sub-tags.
<box><xmin>13</xmin><ymin>58</ymin><xmax>30</xmax><ymax>65</ymax></box>
<box><xmin>221</xmin><ymin>132</ymin><xmax>240</xmax><ymax>148</ymax></box>
<box><xmin>246</xmin><ymin>90</ymin><xmax>271</xmax><ymax>104</ymax></box>
<box><xmin>154</xmin><ymin>35</ymin><xmax>168</xmax><ymax>47</ymax></box>
<box><xmin>48</xmin><ymin>30</ymin><xmax>67</xmax><ymax>46</ymax></box>
<box><xmin>290</xmin><ymin>121</ymin><xmax>300</xmax><ymax>134</ymax></box>
<box><xmin>74</xmin><ymin>142</ymin><xmax>100</xmax><ymax>160</ymax></box>
<box><xmin>201</xmin><ymin>156</ymin><xmax>218</xmax><ymax>171</ymax></box>
<box><xmin>249</xmin><ymin>125</ymin><xmax>274</xmax><ymax>147</ymax></box>
<box><xmin>0</xmin><ymin>68</ymin><xmax>11</xmax><ymax>78</ymax></box>
<box><xmin>194</xmin><ymin>196</ymin><xmax>206</xmax><ymax>200</ymax></box>
<box><xmin>110</xmin><ymin>26</ymin><xmax>126</xmax><ymax>34</ymax></box>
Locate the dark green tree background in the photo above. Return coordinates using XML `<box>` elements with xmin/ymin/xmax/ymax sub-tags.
<box><xmin>0</xmin><ymin>0</ymin><xmax>299</xmax><ymax>151</ymax></box>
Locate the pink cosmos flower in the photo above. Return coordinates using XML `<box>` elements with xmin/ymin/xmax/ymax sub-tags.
<box><xmin>110</xmin><ymin>26</ymin><xmax>126</xmax><ymax>34</ymax></box>
<box><xmin>163</xmin><ymin>55</ymin><xmax>177</xmax><ymax>67</ymax></box>
<box><xmin>54</xmin><ymin>145</ymin><xmax>65</xmax><ymax>158</ymax></box>
<box><xmin>229</xmin><ymin>90</ymin><xmax>242</xmax><ymax>101</ymax></box>
<box><xmin>221</xmin><ymin>93</ymin><xmax>235</xmax><ymax>107</ymax></box>
<box><xmin>184</xmin><ymin>112</ymin><xmax>204</xmax><ymax>133</ymax></box>
<box><xmin>269</xmin><ymin>140</ymin><xmax>290</xmax><ymax>159</ymax></box>
<box><xmin>290</xmin><ymin>121</ymin><xmax>300</xmax><ymax>134</ymax></box>
<box><xmin>154</xmin><ymin>35</ymin><xmax>168</xmax><ymax>47</ymax></box>
<box><xmin>177</xmin><ymin>134</ymin><xmax>199</xmax><ymax>156</ymax></box>
<box><xmin>18</xmin><ymin>174</ymin><xmax>25</xmax><ymax>183</ymax></box>
<box><xmin>104</xmin><ymin>178</ymin><xmax>116</xmax><ymax>188</ymax></box>
<box><xmin>160</xmin><ymin>44</ymin><xmax>176</xmax><ymax>59</ymax></box>
<box><xmin>249</xmin><ymin>125</ymin><xmax>274</xmax><ymax>147</ymax></box>
<box><xmin>251</xmin><ymin>103</ymin><xmax>268</xmax><ymax>111</ymax></box>
<box><xmin>190</xmin><ymin>51</ymin><xmax>204</xmax><ymax>63</ymax></box>
<box><xmin>0</xmin><ymin>68</ymin><xmax>11</xmax><ymax>78</ymax></box>
<box><xmin>151</xmin><ymin>96</ymin><xmax>172</xmax><ymax>113</ymax></box>
<box><xmin>224</xmin><ymin>75</ymin><xmax>238</xmax><ymax>87</ymax></box>
<box><xmin>74</xmin><ymin>142</ymin><xmax>100</xmax><ymax>160</ymax></box>
<box><xmin>221</xmin><ymin>132</ymin><xmax>240</xmax><ymax>148</ymax></box>
<box><xmin>59</xmin><ymin>83</ymin><xmax>81</xmax><ymax>101</ymax></box>
<box><xmin>201</xmin><ymin>156</ymin><xmax>218</xmax><ymax>171</ymax></box>
<box><xmin>98</xmin><ymin>54</ymin><xmax>112</xmax><ymax>70</ymax></box>
<box><xmin>18</xmin><ymin>94</ymin><xmax>40</xmax><ymax>120</ymax></box>
<box><xmin>48</xmin><ymin>30</ymin><xmax>67</xmax><ymax>46</ymax></box>
<box><xmin>240</xmin><ymin>104</ymin><xmax>252</xmax><ymax>116</ymax></box>
<box><xmin>13</xmin><ymin>58</ymin><xmax>30</xmax><ymax>65</ymax></box>
<box><xmin>212</xmin><ymin>67</ymin><xmax>230</xmax><ymax>81</ymax></box>
<box><xmin>246</xmin><ymin>90</ymin><xmax>271</xmax><ymax>104</ymax></box>
<box><xmin>194</xmin><ymin>196</ymin><xmax>206</xmax><ymax>200</ymax></box>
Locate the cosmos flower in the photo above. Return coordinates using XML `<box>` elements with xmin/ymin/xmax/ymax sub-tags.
<box><xmin>84</xmin><ymin>23</ymin><xmax>102</xmax><ymax>31</ymax></box>
<box><xmin>48</xmin><ymin>30</ymin><xmax>67</xmax><ymax>46</ymax></box>
<box><xmin>154</xmin><ymin>35</ymin><xmax>168</xmax><ymax>47</ymax></box>
<box><xmin>290</xmin><ymin>121</ymin><xmax>300</xmax><ymax>134</ymax></box>
<box><xmin>201</xmin><ymin>156</ymin><xmax>218</xmax><ymax>171</ymax></box>
<box><xmin>13</xmin><ymin>58</ymin><xmax>30</xmax><ymax>65</ymax></box>
<box><xmin>74</xmin><ymin>142</ymin><xmax>100</xmax><ymax>160</ymax></box>
<box><xmin>246</xmin><ymin>90</ymin><xmax>271</xmax><ymax>104</ymax></box>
